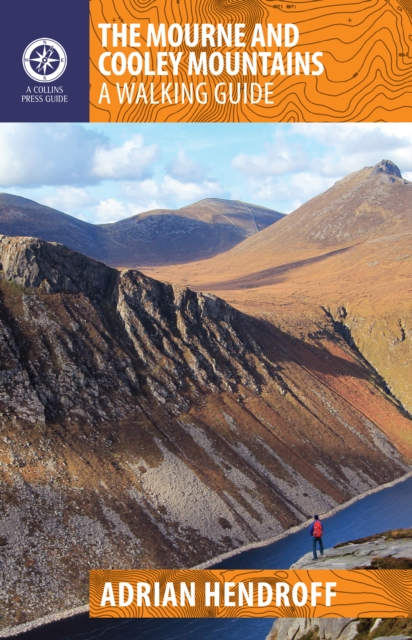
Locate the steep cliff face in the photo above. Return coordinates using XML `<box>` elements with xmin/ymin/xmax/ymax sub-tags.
<box><xmin>0</xmin><ymin>235</ymin><xmax>411</xmax><ymax>630</ymax></box>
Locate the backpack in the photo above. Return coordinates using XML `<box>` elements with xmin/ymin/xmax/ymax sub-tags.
<box><xmin>313</xmin><ymin>520</ymin><xmax>323</xmax><ymax>538</ymax></box>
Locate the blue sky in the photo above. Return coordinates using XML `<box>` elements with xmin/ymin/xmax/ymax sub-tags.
<box><xmin>1</xmin><ymin>122</ymin><xmax>412</xmax><ymax>223</ymax></box>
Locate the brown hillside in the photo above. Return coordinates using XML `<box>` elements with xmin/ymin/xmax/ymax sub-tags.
<box><xmin>100</xmin><ymin>198</ymin><xmax>284</xmax><ymax>266</ymax></box>
<box><xmin>143</xmin><ymin>160</ymin><xmax>412</xmax><ymax>414</ymax></box>
<box><xmin>1</xmin><ymin>234</ymin><xmax>411</xmax><ymax>629</ymax></box>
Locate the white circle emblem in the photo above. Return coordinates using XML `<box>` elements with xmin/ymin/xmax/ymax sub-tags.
<box><xmin>22</xmin><ymin>38</ymin><xmax>67</xmax><ymax>83</ymax></box>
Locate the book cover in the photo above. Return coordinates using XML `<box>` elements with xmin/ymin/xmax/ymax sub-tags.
<box><xmin>0</xmin><ymin>2</ymin><xmax>412</xmax><ymax>640</ymax></box>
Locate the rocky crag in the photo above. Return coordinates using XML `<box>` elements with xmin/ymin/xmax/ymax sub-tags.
<box><xmin>0</xmin><ymin>235</ymin><xmax>412</xmax><ymax>630</ymax></box>
<box><xmin>268</xmin><ymin>616</ymin><xmax>412</xmax><ymax>640</ymax></box>
<box><xmin>146</xmin><ymin>160</ymin><xmax>412</xmax><ymax>416</ymax></box>
<box><xmin>267</xmin><ymin>528</ymin><xmax>412</xmax><ymax>640</ymax></box>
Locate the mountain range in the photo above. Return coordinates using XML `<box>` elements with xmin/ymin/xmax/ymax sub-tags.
<box><xmin>145</xmin><ymin>159</ymin><xmax>412</xmax><ymax>416</ymax></box>
<box><xmin>0</xmin><ymin>194</ymin><xmax>284</xmax><ymax>266</ymax></box>
<box><xmin>0</xmin><ymin>159</ymin><xmax>411</xmax><ymax>632</ymax></box>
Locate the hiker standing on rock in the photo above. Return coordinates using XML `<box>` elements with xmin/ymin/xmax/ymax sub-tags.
<box><xmin>310</xmin><ymin>515</ymin><xmax>324</xmax><ymax>560</ymax></box>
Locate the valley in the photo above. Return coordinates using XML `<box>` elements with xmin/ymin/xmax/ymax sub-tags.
<box><xmin>0</xmin><ymin>159</ymin><xmax>412</xmax><ymax>632</ymax></box>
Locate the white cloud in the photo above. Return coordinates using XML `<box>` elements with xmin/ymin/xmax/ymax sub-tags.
<box><xmin>92</xmin><ymin>198</ymin><xmax>150</xmax><ymax>223</ymax></box>
<box><xmin>0</xmin><ymin>125</ymin><xmax>159</xmax><ymax>188</ymax></box>
<box><xmin>41</xmin><ymin>187</ymin><xmax>97</xmax><ymax>214</ymax></box>
<box><xmin>162</xmin><ymin>175</ymin><xmax>225</xmax><ymax>201</ymax></box>
<box><xmin>230</xmin><ymin>123</ymin><xmax>412</xmax><ymax>212</ymax></box>
<box><xmin>232</xmin><ymin>141</ymin><xmax>308</xmax><ymax>177</ymax></box>
<box><xmin>3</xmin><ymin>122</ymin><xmax>412</xmax><ymax>223</ymax></box>
<box><xmin>233</xmin><ymin>124</ymin><xmax>412</xmax><ymax>183</ymax></box>
<box><xmin>291</xmin><ymin>123</ymin><xmax>412</xmax><ymax>176</ymax></box>
<box><xmin>122</xmin><ymin>175</ymin><xmax>226</xmax><ymax>209</ymax></box>
<box><xmin>0</xmin><ymin>124</ymin><xmax>107</xmax><ymax>188</ymax></box>
<box><xmin>165</xmin><ymin>150</ymin><xmax>208</xmax><ymax>183</ymax></box>
<box><xmin>246</xmin><ymin>173</ymin><xmax>335</xmax><ymax>213</ymax></box>
<box><xmin>92</xmin><ymin>135</ymin><xmax>158</xmax><ymax>180</ymax></box>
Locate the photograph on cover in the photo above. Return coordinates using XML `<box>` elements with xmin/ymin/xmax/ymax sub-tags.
<box><xmin>0</xmin><ymin>122</ymin><xmax>412</xmax><ymax>639</ymax></box>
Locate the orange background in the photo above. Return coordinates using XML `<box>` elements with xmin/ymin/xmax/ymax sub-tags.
<box><xmin>89</xmin><ymin>0</ymin><xmax>412</xmax><ymax>122</ymax></box>
<box><xmin>90</xmin><ymin>569</ymin><xmax>412</xmax><ymax>618</ymax></box>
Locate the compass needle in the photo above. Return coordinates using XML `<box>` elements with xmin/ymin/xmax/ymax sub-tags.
<box><xmin>23</xmin><ymin>38</ymin><xmax>67</xmax><ymax>82</ymax></box>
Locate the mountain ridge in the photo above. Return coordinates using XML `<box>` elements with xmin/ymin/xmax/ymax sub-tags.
<box><xmin>1</xmin><ymin>233</ymin><xmax>411</xmax><ymax>630</ymax></box>
<box><xmin>142</xmin><ymin>159</ymin><xmax>412</xmax><ymax>415</ymax></box>
<box><xmin>0</xmin><ymin>194</ymin><xmax>284</xmax><ymax>267</ymax></box>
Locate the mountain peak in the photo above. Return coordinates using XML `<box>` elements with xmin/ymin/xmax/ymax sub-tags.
<box><xmin>0</xmin><ymin>194</ymin><xmax>284</xmax><ymax>268</ymax></box>
<box><xmin>371</xmin><ymin>159</ymin><xmax>402</xmax><ymax>178</ymax></box>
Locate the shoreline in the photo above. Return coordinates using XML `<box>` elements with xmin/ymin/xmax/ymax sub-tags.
<box><xmin>2</xmin><ymin>468</ymin><xmax>412</xmax><ymax>638</ymax></box>
<box><xmin>0</xmin><ymin>606</ymin><xmax>89</xmax><ymax>639</ymax></box>
<box><xmin>195</xmin><ymin>467</ymin><xmax>412</xmax><ymax>568</ymax></box>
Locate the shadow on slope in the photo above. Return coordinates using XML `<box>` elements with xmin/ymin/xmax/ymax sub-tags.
<box><xmin>199</xmin><ymin>247</ymin><xmax>354</xmax><ymax>290</ymax></box>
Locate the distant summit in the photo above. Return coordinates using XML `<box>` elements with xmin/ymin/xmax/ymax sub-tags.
<box><xmin>157</xmin><ymin>158</ymin><xmax>412</xmax><ymax>415</ymax></box>
<box><xmin>214</xmin><ymin>158</ymin><xmax>412</xmax><ymax>253</ymax></box>
<box><xmin>371</xmin><ymin>159</ymin><xmax>402</xmax><ymax>178</ymax></box>
<box><xmin>0</xmin><ymin>195</ymin><xmax>284</xmax><ymax>268</ymax></box>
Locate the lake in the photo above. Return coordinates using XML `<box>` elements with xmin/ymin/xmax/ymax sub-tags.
<box><xmin>14</xmin><ymin>475</ymin><xmax>412</xmax><ymax>640</ymax></box>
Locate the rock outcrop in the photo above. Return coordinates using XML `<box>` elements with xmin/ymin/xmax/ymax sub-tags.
<box><xmin>267</xmin><ymin>618</ymin><xmax>412</xmax><ymax>640</ymax></box>
<box><xmin>290</xmin><ymin>531</ymin><xmax>412</xmax><ymax>570</ymax></box>
<box><xmin>267</xmin><ymin>617</ymin><xmax>361</xmax><ymax>640</ymax></box>
<box><xmin>0</xmin><ymin>235</ymin><xmax>412</xmax><ymax>630</ymax></box>
<box><xmin>371</xmin><ymin>159</ymin><xmax>403</xmax><ymax>179</ymax></box>
<box><xmin>267</xmin><ymin>529</ymin><xmax>412</xmax><ymax>640</ymax></box>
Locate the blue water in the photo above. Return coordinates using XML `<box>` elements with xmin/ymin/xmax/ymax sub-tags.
<box><xmin>15</xmin><ymin>475</ymin><xmax>412</xmax><ymax>640</ymax></box>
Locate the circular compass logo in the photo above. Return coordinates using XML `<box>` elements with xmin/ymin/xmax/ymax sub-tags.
<box><xmin>22</xmin><ymin>38</ymin><xmax>67</xmax><ymax>82</ymax></box>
